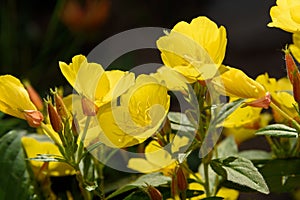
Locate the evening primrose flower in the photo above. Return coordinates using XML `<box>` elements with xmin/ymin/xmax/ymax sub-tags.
<box><xmin>59</xmin><ymin>55</ymin><xmax>135</xmax><ymax>110</ymax></box>
<box><xmin>90</xmin><ymin>75</ymin><xmax>171</xmax><ymax>148</ymax></box>
<box><xmin>213</xmin><ymin>66</ymin><xmax>268</xmax><ymax>100</ymax></box>
<box><xmin>222</xmin><ymin>101</ymin><xmax>272</xmax><ymax>143</ymax></box>
<box><xmin>157</xmin><ymin>16</ymin><xmax>227</xmax><ymax>82</ymax></box>
<box><xmin>268</xmin><ymin>0</ymin><xmax>300</xmax><ymax>33</ymax></box>
<box><xmin>22</xmin><ymin>136</ymin><xmax>75</xmax><ymax>179</ymax></box>
<box><xmin>256</xmin><ymin>73</ymin><xmax>299</xmax><ymax>122</ymax></box>
<box><xmin>0</xmin><ymin>75</ymin><xmax>43</xmax><ymax>127</ymax></box>
<box><xmin>289</xmin><ymin>33</ymin><xmax>300</xmax><ymax>63</ymax></box>
<box><xmin>188</xmin><ymin>174</ymin><xmax>239</xmax><ymax>200</ymax></box>
<box><xmin>127</xmin><ymin>136</ymin><xmax>189</xmax><ymax>175</ymax></box>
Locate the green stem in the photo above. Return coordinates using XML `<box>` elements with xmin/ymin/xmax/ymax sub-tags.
<box><xmin>94</xmin><ymin>159</ymin><xmax>105</xmax><ymax>200</ymax></box>
<box><xmin>77</xmin><ymin>116</ymin><xmax>91</xmax><ymax>162</ymax></box>
<box><xmin>75</xmin><ymin>169</ymin><xmax>91</xmax><ymax>200</ymax></box>
<box><xmin>203</xmin><ymin>162</ymin><xmax>210</xmax><ymax>197</ymax></box>
<box><xmin>270</xmin><ymin>102</ymin><xmax>300</xmax><ymax>132</ymax></box>
<box><xmin>41</xmin><ymin>122</ymin><xmax>62</xmax><ymax>148</ymax></box>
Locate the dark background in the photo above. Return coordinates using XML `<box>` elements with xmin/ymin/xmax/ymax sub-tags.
<box><xmin>0</xmin><ymin>1</ymin><xmax>294</xmax><ymax>199</ymax></box>
<box><xmin>0</xmin><ymin>0</ymin><xmax>291</xmax><ymax>93</ymax></box>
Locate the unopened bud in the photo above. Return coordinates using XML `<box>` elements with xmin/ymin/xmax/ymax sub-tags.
<box><xmin>245</xmin><ymin>92</ymin><xmax>271</xmax><ymax>109</ymax></box>
<box><xmin>171</xmin><ymin>175</ymin><xmax>178</xmax><ymax>198</ymax></box>
<box><xmin>23</xmin><ymin>80</ymin><xmax>44</xmax><ymax>111</ymax></box>
<box><xmin>23</xmin><ymin>110</ymin><xmax>44</xmax><ymax>127</ymax></box>
<box><xmin>293</xmin><ymin>72</ymin><xmax>300</xmax><ymax>104</ymax></box>
<box><xmin>284</xmin><ymin>48</ymin><xmax>299</xmax><ymax>84</ymax></box>
<box><xmin>47</xmin><ymin>103</ymin><xmax>63</xmax><ymax>132</ymax></box>
<box><xmin>72</xmin><ymin>114</ymin><xmax>80</xmax><ymax>137</ymax></box>
<box><xmin>147</xmin><ymin>185</ymin><xmax>163</xmax><ymax>200</ymax></box>
<box><xmin>54</xmin><ymin>93</ymin><xmax>69</xmax><ymax>120</ymax></box>
<box><xmin>175</xmin><ymin>165</ymin><xmax>188</xmax><ymax>192</ymax></box>
<box><xmin>81</xmin><ymin>97</ymin><xmax>98</xmax><ymax>116</ymax></box>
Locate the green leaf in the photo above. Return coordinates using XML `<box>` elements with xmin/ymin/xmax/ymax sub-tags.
<box><xmin>255</xmin><ymin>124</ymin><xmax>298</xmax><ymax>138</ymax></box>
<box><xmin>168</xmin><ymin>112</ymin><xmax>196</xmax><ymax>132</ymax></box>
<box><xmin>238</xmin><ymin>150</ymin><xmax>272</xmax><ymax>160</ymax></box>
<box><xmin>106</xmin><ymin>172</ymin><xmax>171</xmax><ymax>199</ymax></box>
<box><xmin>216</xmin><ymin>136</ymin><xmax>238</xmax><ymax>159</ymax></box>
<box><xmin>213</xmin><ymin>98</ymin><xmax>245</xmax><ymax>126</ymax></box>
<box><xmin>210</xmin><ymin>156</ymin><xmax>269</xmax><ymax>194</ymax></box>
<box><xmin>0</xmin><ymin>130</ymin><xmax>33</xmax><ymax>199</ymax></box>
<box><xmin>259</xmin><ymin>159</ymin><xmax>300</xmax><ymax>192</ymax></box>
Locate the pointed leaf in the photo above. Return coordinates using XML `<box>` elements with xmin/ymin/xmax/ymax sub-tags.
<box><xmin>213</xmin><ymin>98</ymin><xmax>245</xmax><ymax>126</ymax></box>
<box><xmin>0</xmin><ymin>130</ymin><xmax>33</xmax><ymax>199</ymax></box>
<box><xmin>210</xmin><ymin>156</ymin><xmax>269</xmax><ymax>194</ymax></box>
<box><xmin>255</xmin><ymin>124</ymin><xmax>298</xmax><ymax>138</ymax></box>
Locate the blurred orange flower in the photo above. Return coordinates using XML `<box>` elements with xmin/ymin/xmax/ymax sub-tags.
<box><xmin>60</xmin><ymin>0</ymin><xmax>111</xmax><ymax>32</ymax></box>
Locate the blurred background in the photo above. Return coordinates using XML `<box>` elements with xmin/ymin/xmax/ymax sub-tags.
<box><xmin>0</xmin><ymin>0</ymin><xmax>291</xmax><ymax>94</ymax></box>
<box><xmin>0</xmin><ymin>1</ymin><xmax>294</xmax><ymax>199</ymax></box>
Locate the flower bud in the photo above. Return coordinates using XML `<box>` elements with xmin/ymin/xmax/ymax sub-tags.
<box><xmin>146</xmin><ymin>185</ymin><xmax>163</xmax><ymax>200</ymax></box>
<box><xmin>293</xmin><ymin>71</ymin><xmax>300</xmax><ymax>104</ymax></box>
<box><xmin>175</xmin><ymin>165</ymin><xmax>188</xmax><ymax>192</ymax></box>
<box><xmin>245</xmin><ymin>92</ymin><xmax>271</xmax><ymax>109</ymax></box>
<box><xmin>81</xmin><ymin>97</ymin><xmax>98</xmax><ymax>116</ymax></box>
<box><xmin>23</xmin><ymin>110</ymin><xmax>44</xmax><ymax>127</ymax></box>
<box><xmin>284</xmin><ymin>49</ymin><xmax>299</xmax><ymax>84</ymax></box>
<box><xmin>47</xmin><ymin>103</ymin><xmax>63</xmax><ymax>132</ymax></box>
<box><xmin>23</xmin><ymin>80</ymin><xmax>44</xmax><ymax>111</ymax></box>
<box><xmin>54</xmin><ymin>93</ymin><xmax>69</xmax><ymax>120</ymax></box>
<box><xmin>72</xmin><ymin>114</ymin><xmax>80</xmax><ymax>137</ymax></box>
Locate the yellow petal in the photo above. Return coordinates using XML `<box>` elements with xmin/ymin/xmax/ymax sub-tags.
<box><xmin>0</xmin><ymin>75</ymin><xmax>36</xmax><ymax>119</ymax></box>
<box><xmin>213</xmin><ymin>66</ymin><xmax>266</xmax><ymax>99</ymax></box>
<box><xmin>100</xmin><ymin>70</ymin><xmax>135</xmax><ymax>104</ymax></box>
<box><xmin>268</xmin><ymin>0</ymin><xmax>300</xmax><ymax>33</ymax></box>
<box><xmin>151</xmin><ymin>66</ymin><xmax>190</xmax><ymax>91</ymax></box>
<box><xmin>59</xmin><ymin>55</ymin><xmax>110</xmax><ymax>106</ymax></box>
<box><xmin>289</xmin><ymin>33</ymin><xmax>300</xmax><ymax>63</ymax></box>
<box><xmin>222</xmin><ymin>105</ymin><xmax>262</xmax><ymax>128</ymax></box>
<box><xmin>22</xmin><ymin>136</ymin><xmax>75</xmax><ymax>177</ymax></box>
<box><xmin>157</xmin><ymin>16</ymin><xmax>226</xmax><ymax>82</ymax></box>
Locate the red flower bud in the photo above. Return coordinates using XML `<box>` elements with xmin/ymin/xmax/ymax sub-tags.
<box><xmin>293</xmin><ymin>71</ymin><xmax>300</xmax><ymax>104</ymax></box>
<box><xmin>284</xmin><ymin>49</ymin><xmax>299</xmax><ymax>84</ymax></box>
<box><xmin>54</xmin><ymin>93</ymin><xmax>69</xmax><ymax>120</ymax></box>
<box><xmin>175</xmin><ymin>165</ymin><xmax>188</xmax><ymax>192</ymax></box>
<box><xmin>245</xmin><ymin>92</ymin><xmax>271</xmax><ymax>109</ymax></box>
<box><xmin>147</xmin><ymin>185</ymin><xmax>163</xmax><ymax>200</ymax></box>
<box><xmin>81</xmin><ymin>97</ymin><xmax>98</xmax><ymax>116</ymax></box>
<box><xmin>47</xmin><ymin>103</ymin><xmax>63</xmax><ymax>132</ymax></box>
<box><xmin>72</xmin><ymin>115</ymin><xmax>80</xmax><ymax>137</ymax></box>
<box><xmin>23</xmin><ymin>110</ymin><xmax>44</xmax><ymax>128</ymax></box>
<box><xmin>23</xmin><ymin>80</ymin><xmax>44</xmax><ymax>111</ymax></box>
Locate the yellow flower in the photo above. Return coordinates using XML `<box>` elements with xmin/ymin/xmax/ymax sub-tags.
<box><xmin>213</xmin><ymin>66</ymin><xmax>266</xmax><ymax>99</ymax></box>
<box><xmin>22</xmin><ymin>136</ymin><xmax>75</xmax><ymax>180</ymax></box>
<box><xmin>157</xmin><ymin>16</ymin><xmax>227</xmax><ymax>82</ymax></box>
<box><xmin>289</xmin><ymin>33</ymin><xmax>300</xmax><ymax>63</ymax></box>
<box><xmin>0</xmin><ymin>75</ymin><xmax>43</xmax><ymax>127</ymax></box>
<box><xmin>256</xmin><ymin>73</ymin><xmax>299</xmax><ymax>122</ymax></box>
<box><xmin>59</xmin><ymin>55</ymin><xmax>134</xmax><ymax>108</ymax></box>
<box><xmin>127</xmin><ymin>136</ymin><xmax>189</xmax><ymax>175</ymax></box>
<box><xmin>83</xmin><ymin>75</ymin><xmax>170</xmax><ymax>148</ymax></box>
<box><xmin>188</xmin><ymin>174</ymin><xmax>239</xmax><ymax>200</ymax></box>
<box><xmin>268</xmin><ymin>0</ymin><xmax>300</xmax><ymax>33</ymax></box>
<box><xmin>151</xmin><ymin>66</ymin><xmax>189</xmax><ymax>92</ymax></box>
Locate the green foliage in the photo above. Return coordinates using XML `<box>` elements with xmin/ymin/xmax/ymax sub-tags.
<box><xmin>256</xmin><ymin>124</ymin><xmax>298</xmax><ymax>138</ymax></box>
<box><xmin>259</xmin><ymin>159</ymin><xmax>300</xmax><ymax>193</ymax></box>
<box><xmin>210</xmin><ymin>156</ymin><xmax>269</xmax><ymax>194</ymax></box>
<box><xmin>0</xmin><ymin>130</ymin><xmax>35</xmax><ymax>199</ymax></box>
